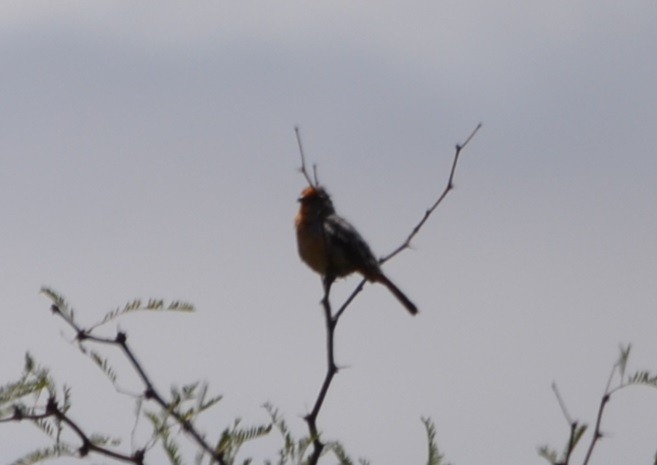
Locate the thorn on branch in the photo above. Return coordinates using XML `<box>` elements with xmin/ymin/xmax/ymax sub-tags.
<box><xmin>12</xmin><ymin>405</ymin><xmax>23</xmax><ymax>420</ymax></box>
<box><xmin>116</xmin><ymin>331</ymin><xmax>127</xmax><ymax>344</ymax></box>
<box><xmin>79</xmin><ymin>440</ymin><xmax>90</xmax><ymax>457</ymax></box>
<box><xmin>132</xmin><ymin>450</ymin><xmax>145</xmax><ymax>464</ymax></box>
<box><xmin>46</xmin><ymin>397</ymin><xmax>58</xmax><ymax>415</ymax></box>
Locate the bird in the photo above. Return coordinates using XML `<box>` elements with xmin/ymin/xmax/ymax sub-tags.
<box><xmin>295</xmin><ymin>185</ymin><xmax>418</xmax><ymax>315</ymax></box>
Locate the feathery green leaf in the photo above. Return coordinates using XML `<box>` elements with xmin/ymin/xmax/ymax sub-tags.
<box><xmin>329</xmin><ymin>442</ymin><xmax>354</xmax><ymax>465</ymax></box>
<box><xmin>422</xmin><ymin>417</ymin><xmax>446</xmax><ymax>465</ymax></box>
<box><xmin>617</xmin><ymin>344</ymin><xmax>632</xmax><ymax>380</ymax></box>
<box><xmin>87</xmin><ymin>351</ymin><xmax>118</xmax><ymax>384</ymax></box>
<box><xmin>92</xmin><ymin>297</ymin><xmax>195</xmax><ymax>329</ymax></box>
<box><xmin>8</xmin><ymin>444</ymin><xmax>75</xmax><ymax>465</ymax></box>
<box><xmin>627</xmin><ymin>371</ymin><xmax>657</xmax><ymax>388</ymax></box>
<box><xmin>537</xmin><ymin>445</ymin><xmax>559</xmax><ymax>464</ymax></box>
<box><xmin>40</xmin><ymin>287</ymin><xmax>75</xmax><ymax>322</ymax></box>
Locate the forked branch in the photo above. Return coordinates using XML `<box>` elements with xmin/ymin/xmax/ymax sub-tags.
<box><xmin>296</xmin><ymin>124</ymin><xmax>482</xmax><ymax>464</ymax></box>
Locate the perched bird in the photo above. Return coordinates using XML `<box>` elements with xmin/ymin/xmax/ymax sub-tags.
<box><xmin>295</xmin><ymin>186</ymin><xmax>418</xmax><ymax>315</ymax></box>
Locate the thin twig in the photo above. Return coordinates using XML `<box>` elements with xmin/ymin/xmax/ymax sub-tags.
<box><xmin>382</xmin><ymin>122</ymin><xmax>482</xmax><ymax>263</ymax></box>
<box><xmin>581</xmin><ymin>355</ymin><xmax>626</xmax><ymax>465</ymax></box>
<box><xmin>582</xmin><ymin>393</ymin><xmax>609</xmax><ymax>465</ymax></box>
<box><xmin>334</xmin><ymin>279</ymin><xmax>366</xmax><ymax>321</ymax></box>
<box><xmin>335</xmin><ymin>123</ymin><xmax>483</xmax><ymax>320</ymax></box>
<box><xmin>551</xmin><ymin>383</ymin><xmax>578</xmax><ymax>465</ymax></box>
<box><xmin>552</xmin><ymin>382</ymin><xmax>574</xmax><ymax>425</ymax></box>
<box><xmin>580</xmin><ymin>351</ymin><xmax>631</xmax><ymax>465</ymax></box>
<box><xmin>295</xmin><ymin>126</ymin><xmax>316</xmax><ymax>187</ymax></box>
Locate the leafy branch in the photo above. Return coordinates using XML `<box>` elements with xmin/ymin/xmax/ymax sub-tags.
<box><xmin>1</xmin><ymin>290</ymin><xmax>384</xmax><ymax>465</ymax></box>
<box><xmin>44</xmin><ymin>287</ymin><xmax>227</xmax><ymax>465</ymax></box>
<box><xmin>540</xmin><ymin>344</ymin><xmax>657</xmax><ymax>465</ymax></box>
<box><xmin>0</xmin><ymin>289</ymin><xmax>227</xmax><ymax>465</ymax></box>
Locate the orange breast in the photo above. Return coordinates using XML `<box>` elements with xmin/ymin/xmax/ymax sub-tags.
<box><xmin>295</xmin><ymin>214</ymin><xmax>329</xmax><ymax>275</ymax></box>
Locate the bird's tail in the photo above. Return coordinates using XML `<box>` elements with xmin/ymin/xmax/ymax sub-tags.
<box><xmin>375</xmin><ymin>273</ymin><xmax>418</xmax><ymax>315</ymax></box>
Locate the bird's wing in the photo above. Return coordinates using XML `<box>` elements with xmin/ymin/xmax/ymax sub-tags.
<box><xmin>324</xmin><ymin>214</ymin><xmax>380</xmax><ymax>275</ymax></box>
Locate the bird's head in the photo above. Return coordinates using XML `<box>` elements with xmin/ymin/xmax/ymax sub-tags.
<box><xmin>297</xmin><ymin>186</ymin><xmax>335</xmax><ymax>217</ymax></box>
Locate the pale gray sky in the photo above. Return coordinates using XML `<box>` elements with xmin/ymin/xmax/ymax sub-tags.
<box><xmin>1</xmin><ymin>1</ymin><xmax>656</xmax><ymax>464</ymax></box>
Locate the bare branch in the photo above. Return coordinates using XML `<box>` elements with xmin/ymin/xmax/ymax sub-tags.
<box><xmin>551</xmin><ymin>382</ymin><xmax>574</xmax><ymax>426</ymax></box>
<box><xmin>295</xmin><ymin>126</ymin><xmax>316</xmax><ymax>187</ymax></box>
<box><xmin>550</xmin><ymin>382</ymin><xmax>583</xmax><ymax>465</ymax></box>
<box><xmin>334</xmin><ymin>279</ymin><xmax>366</xmax><ymax>321</ymax></box>
<box><xmin>382</xmin><ymin>122</ymin><xmax>482</xmax><ymax>263</ymax></box>
<box><xmin>335</xmin><ymin>122</ymin><xmax>483</xmax><ymax>319</ymax></box>
<box><xmin>582</xmin><ymin>393</ymin><xmax>609</xmax><ymax>465</ymax></box>
<box><xmin>582</xmin><ymin>346</ymin><xmax>633</xmax><ymax>465</ymax></box>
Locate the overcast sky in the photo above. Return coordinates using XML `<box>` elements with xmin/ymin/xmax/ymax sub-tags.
<box><xmin>1</xmin><ymin>2</ymin><xmax>656</xmax><ymax>464</ymax></box>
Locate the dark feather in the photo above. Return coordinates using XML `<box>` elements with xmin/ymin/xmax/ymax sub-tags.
<box><xmin>323</xmin><ymin>214</ymin><xmax>380</xmax><ymax>277</ymax></box>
